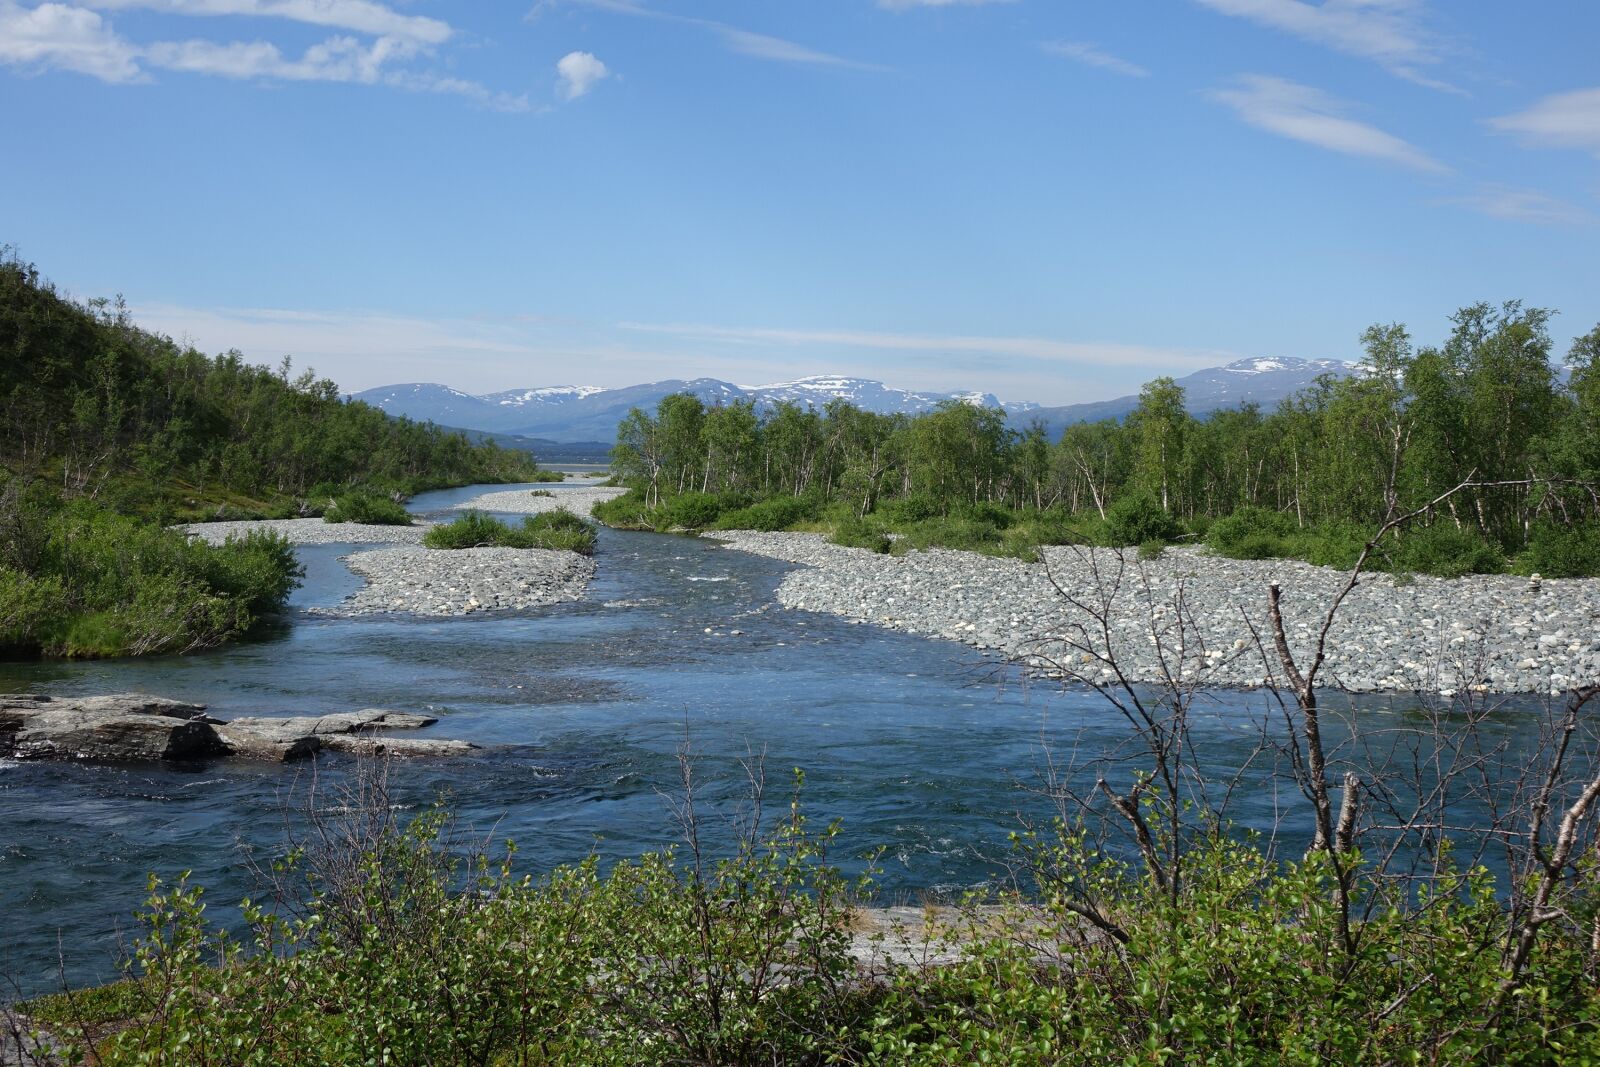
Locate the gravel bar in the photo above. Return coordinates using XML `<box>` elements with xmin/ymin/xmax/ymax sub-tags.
<box><xmin>180</xmin><ymin>517</ymin><xmax>429</xmax><ymax>545</ymax></box>
<box><xmin>310</xmin><ymin>546</ymin><xmax>596</xmax><ymax>618</ymax></box>
<box><xmin>711</xmin><ymin>532</ymin><xmax>1600</xmax><ymax>695</ymax></box>
<box><xmin>448</xmin><ymin>486</ymin><xmax>626</xmax><ymax>518</ymax></box>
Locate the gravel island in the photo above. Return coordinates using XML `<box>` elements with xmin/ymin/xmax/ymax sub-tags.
<box><xmin>180</xmin><ymin>517</ymin><xmax>430</xmax><ymax>545</ymax></box>
<box><xmin>311</xmin><ymin>545</ymin><xmax>596</xmax><ymax>618</ymax></box>
<box><xmin>711</xmin><ymin>532</ymin><xmax>1600</xmax><ymax>695</ymax></box>
<box><xmin>448</xmin><ymin>486</ymin><xmax>626</xmax><ymax>518</ymax></box>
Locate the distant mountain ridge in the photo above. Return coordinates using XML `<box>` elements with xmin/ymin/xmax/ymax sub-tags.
<box><xmin>354</xmin><ymin>359</ymin><xmax>1352</xmax><ymax>443</ymax></box>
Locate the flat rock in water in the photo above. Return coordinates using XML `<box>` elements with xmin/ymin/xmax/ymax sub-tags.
<box><xmin>1</xmin><ymin>695</ymin><xmax>472</xmax><ymax>764</ymax></box>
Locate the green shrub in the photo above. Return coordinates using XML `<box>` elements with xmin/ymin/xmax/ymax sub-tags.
<box><xmin>1207</xmin><ymin>505</ymin><xmax>1297</xmax><ymax>559</ymax></box>
<box><xmin>1104</xmin><ymin>492</ymin><xmax>1182</xmax><ymax>547</ymax></box>
<box><xmin>591</xmin><ymin>489</ymin><xmax>654</xmax><ymax>529</ymax></box>
<box><xmin>423</xmin><ymin>509</ymin><xmax>597</xmax><ymax>555</ymax></box>
<box><xmin>1392</xmin><ymin>522</ymin><xmax>1504</xmax><ymax>577</ymax></box>
<box><xmin>876</xmin><ymin>494</ymin><xmax>942</xmax><ymax>524</ymax></box>
<box><xmin>529</xmin><ymin>489</ymin><xmax>555</xmax><ymax>498</ymax></box>
<box><xmin>712</xmin><ymin>496</ymin><xmax>814</xmax><ymax>532</ymax></box>
<box><xmin>1297</xmin><ymin>521</ymin><xmax>1373</xmax><ymax>570</ymax></box>
<box><xmin>830</xmin><ymin>518</ymin><xmax>892</xmax><ymax>554</ymax></box>
<box><xmin>659</xmin><ymin>491</ymin><xmax>726</xmax><ymax>530</ymax></box>
<box><xmin>1137</xmin><ymin>539</ymin><xmax>1166</xmax><ymax>560</ymax></box>
<box><xmin>322</xmin><ymin>490</ymin><xmax>412</xmax><ymax>526</ymax></box>
<box><xmin>1515</xmin><ymin>521</ymin><xmax>1600</xmax><ymax>578</ymax></box>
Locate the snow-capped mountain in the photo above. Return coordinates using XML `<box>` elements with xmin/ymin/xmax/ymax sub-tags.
<box><xmin>353</xmin><ymin>375</ymin><xmax>1027</xmax><ymax>440</ymax></box>
<box><xmin>352</xmin><ymin>360</ymin><xmax>1350</xmax><ymax>443</ymax></box>
<box><xmin>1022</xmin><ymin>356</ymin><xmax>1353</xmax><ymax>440</ymax></box>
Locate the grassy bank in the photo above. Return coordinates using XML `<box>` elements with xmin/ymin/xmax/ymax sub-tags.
<box><xmin>592</xmin><ymin>487</ymin><xmax>1600</xmax><ymax>577</ymax></box>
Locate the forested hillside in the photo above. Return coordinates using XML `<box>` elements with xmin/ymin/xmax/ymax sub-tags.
<box><xmin>0</xmin><ymin>251</ymin><xmax>540</xmax><ymax>522</ymax></box>
<box><xmin>0</xmin><ymin>251</ymin><xmax>542</xmax><ymax>659</ymax></box>
<box><xmin>603</xmin><ymin>302</ymin><xmax>1600</xmax><ymax>577</ymax></box>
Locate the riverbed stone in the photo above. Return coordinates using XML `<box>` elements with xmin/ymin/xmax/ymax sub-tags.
<box><xmin>710</xmin><ymin>532</ymin><xmax>1600</xmax><ymax>696</ymax></box>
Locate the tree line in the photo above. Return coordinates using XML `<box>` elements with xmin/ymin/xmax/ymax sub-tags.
<box><xmin>0</xmin><ymin>250</ymin><xmax>541</xmax><ymax>520</ymax></box>
<box><xmin>608</xmin><ymin>301</ymin><xmax>1600</xmax><ymax>572</ymax></box>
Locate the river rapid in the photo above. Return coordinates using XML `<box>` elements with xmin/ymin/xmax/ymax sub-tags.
<box><xmin>0</xmin><ymin>483</ymin><xmax>1547</xmax><ymax>996</ymax></box>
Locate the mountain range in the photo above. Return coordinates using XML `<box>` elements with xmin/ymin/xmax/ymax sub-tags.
<box><xmin>353</xmin><ymin>358</ymin><xmax>1352</xmax><ymax>444</ymax></box>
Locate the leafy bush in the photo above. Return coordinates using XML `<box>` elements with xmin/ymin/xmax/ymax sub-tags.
<box><xmin>1206</xmin><ymin>505</ymin><xmax>1297</xmax><ymax>559</ymax></box>
<box><xmin>830</xmin><ymin>518</ymin><xmax>892</xmax><ymax>554</ymax></box>
<box><xmin>659</xmin><ymin>491</ymin><xmax>726</xmax><ymax>530</ymax></box>
<box><xmin>1516</xmin><ymin>521</ymin><xmax>1600</xmax><ymax>578</ymax></box>
<box><xmin>591</xmin><ymin>489</ymin><xmax>654</xmax><ymax>529</ymax></box>
<box><xmin>1137</xmin><ymin>539</ymin><xmax>1166</xmax><ymax>560</ymax></box>
<box><xmin>0</xmin><ymin>488</ymin><xmax>300</xmax><ymax>659</ymax></box>
<box><xmin>1104</xmin><ymin>492</ymin><xmax>1182</xmax><ymax>547</ymax></box>
<box><xmin>422</xmin><ymin>509</ymin><xmax>597</xmax><ymax>555</ymax></box>
<box><xmin>322</xmin><ymin>490</ymin><xmax>412</xmax><ymax>526</ymax></box>
<box><xmin>712</xmin><ymin>496</ymin><xmax>814</xmax><ymax>532</ymax></box>
<box><xmin>1392</xmin><ymin>522</ymin><xmax>1504</xmax><ymax>577</ymax></box>
<box><xmin>875</xmin><ymin>494</ymin><xmax>943</xmax><ymax>524</ymax></box>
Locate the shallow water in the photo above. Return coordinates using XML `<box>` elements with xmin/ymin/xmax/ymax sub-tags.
<box><xmin>0</xmin><ymin>483</ymin><xmax>1546</xmax><ymax>996</ymax></box>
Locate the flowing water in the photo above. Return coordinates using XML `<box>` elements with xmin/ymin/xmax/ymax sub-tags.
<box><xmin>0</xmin><ymin>483</ymin><xmax>1543</xmax><ymax>995</ymax></box>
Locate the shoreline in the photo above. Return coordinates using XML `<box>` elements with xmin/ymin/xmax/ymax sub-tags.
<box><xmin>709</xmin><ymin>531</ymin><xmax>1600</xmax><ymax>696</ymax></box>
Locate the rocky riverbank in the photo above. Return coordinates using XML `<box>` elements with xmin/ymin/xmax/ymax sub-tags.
<box><xmin>448</xmin><ymin>486</ymin><xmax>626</xmax><ymax>518</ymax></box>
<box><xmin>0</xmin><ymin>694</ymin><xmax>474</xmax><ymax>763</ymax></box>
<box><xmin>710</xmin><ymin>532</ymin><xmax>1600</xmax><ymax>695</ymax></box>
<box><xmin>180</xmin><ymin>517</ymin><xmax>429</xmax><ymax>545</ymax></box>
<box><xmin>311</xmin><ymin>545</ymin><xmax>596</xmax><ymax>617</ymax></box>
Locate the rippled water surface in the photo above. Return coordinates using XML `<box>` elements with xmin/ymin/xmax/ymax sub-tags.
<box><xmin>0</xmin><ymin>482</ymin><xmax>1530</xmax><ymax>995</ymax></box>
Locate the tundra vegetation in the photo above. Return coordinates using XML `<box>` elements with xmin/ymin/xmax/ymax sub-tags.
<box><xmin>422</xmin><ymin>509</ymin><xmax>599</xmax><ymax>556</ymax></box>
<box><xmin>0</xmin><ymin>252</ymin><xmax>548</xmax><ymax>658</ymax></box>
<box><xmin>600</xmin><ymin>302</ymin><xmax>1600</xmax><ymax>577</ymax></box>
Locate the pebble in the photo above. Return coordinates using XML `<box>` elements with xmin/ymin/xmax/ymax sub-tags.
<box><xmin>447</xmin><ymin>486</ymin><xmax>627</xmax><ymax>518</ymax></box>
<box><xmin>710</xmin><ymin>532</ymin><xmax>1600</xmax><ymax>695</ymax></box>
<box><xmin>310</xmin><ymin>546</ymin><xmax>596</xmax><ymax>618</ymax></box>
<box><xmin>180</xmin><ymin>517</ymin><xmax>430</xmax><ymax>545</ymax></box>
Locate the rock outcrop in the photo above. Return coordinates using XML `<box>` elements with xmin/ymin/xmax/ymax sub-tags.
<box><xmin>0</xmin><ymin>694</ymin><xmax>475</xmax><ymax>763</ymax></box>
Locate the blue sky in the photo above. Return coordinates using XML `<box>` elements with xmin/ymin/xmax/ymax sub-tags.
<box><xmin>2</xmin><ymin>0</ymin><xmax>1598</xmax><ymax>404</ymax></box>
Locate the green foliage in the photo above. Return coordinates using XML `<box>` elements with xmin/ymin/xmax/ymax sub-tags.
<box><xmin>321</xmin><ymin>489</ymin><xmax>412</xmax><ymax>526</ymax></box>
<box><xmin>1392</xmin><ymin>522</ymin><xmax>1505</xmax><ymax>577</ymax></box>
<box><xmin>829</xmin><ymin>517</ymin><xmax>892</xmax><ymax>553</ymax></box>
<box><xmin>422</xmin><ymin>509</ymin><xmax>598</xmax><ymax>555</ymax></box>
<box><xmin>34</xmin><ymin>789</ymin><xmax>1600</xmax><ymax>1065</ymax></box>
<box><xmin>1137</xmin><ymin>538</ymin><xmax>1166</xmax><ymax>560</ymax></box>
<box><xmin>1207</xmin><ymin>505</ymin><xmax>1298</xmax><ymax>559</ymax></box>
<box><xmin>712</xmin><ymin>496</ymin><xmax>816</xmax><ymax>532</ymax></box>
<box><xmin>1515</xmin><ymin>521</ymin><xmax>1600</xmax><ymax>578</ymax></box>
<box><xmin>1103</xmin><ymin>491</ymin><xmax>1182</xmax><ymax>547</ymax></box>
<box><xmin>0</xmin><ymin>251</ymin><xmax>543</xmax><ymax>521</ymax></box>
<box><xmin>0</xmin><ymin>481</ymin><xmax>300</xmax><ymax>658</ymax></box>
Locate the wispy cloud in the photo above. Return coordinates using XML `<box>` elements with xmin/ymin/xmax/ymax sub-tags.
<box><xmin>617</xmin><ymin>321</ymin><xmax>1232</xmax><ymax>373</ymax></box>
<box><xmin>1041</xmin><ymin>40</ymin><xmax>1148</xmax><ymax>78</ymax></box>
<box><xmin>0</xmin><ymin>0</ymin><xmax>143</xmax><ymax>82</ymax></box>
<box><xmin>1440</xmin><ymin>184</ymin><xmax>1595</xmax><ymax>228</ymax></box>
<box><xmin>1208</xmin><ymin>74</ymin><xmax>1449</xmax><ymax>173</ymax></box>
<box><xmin>0</xmin><ymin>0</ymin><xmax>526</xmax><ymax>108</ymax></box>
<box><xmin>549</xmin><ymin>0</ymin><xmax>880</xmax><ymax>70</ymax></box>
<box><xmin>82</xmin><ymin>0</ymin><xmax>450</xmax><ymax>44</ymax></box>
<box><xmin>1488</xmin><ymin>88</ymin><xmax>1600</xmax><ymax>157</ymax></box>
<box><xmin>1193</xmin><ymin>0</ymin><xmax>1460</xmax><ymax>93</ymax></box>
<box><xmin>555</xmin><ymin>49</ymin><xmax>607</xmax><ymax>99</ymax></box>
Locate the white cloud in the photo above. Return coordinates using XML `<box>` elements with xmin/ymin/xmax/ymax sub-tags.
<box><xmin>555</xmin><ymin>50</ymin><xmax>607</xmax><ymax>99</ymax></box>
<box><xmin>146</xmin><ymin>32</ymin><xmax>420</xmax><ymax>83</ymax></box>
<box><xmin>0</xmin><ymin>0</ymin><xmax>142</xmax><ymax>82</ymax></box>
<box><xmin>1441</xmin><ymin>185</ymin><xmax>1595</xmax><ymax>228</ymax></box>
<box><xmin>1193</xmin><ymin>0</ymin><xmax>1459</xmax><ymax>92</ymax></box>
<box><xmin>1208</xmin><ymin>74</ymin><xmax>1449</xmax><ymax>173</ymax></box>
<box><xmin>557</xmin><ymin>1</ymin><xmax>879</xmax><ymax>70</ymax></box>
<box><xmin>617</xmin><ymin>321</ymin><xmax>1231</xmax><ymax>372</ymax></box>
<box><xmin>1042</xmin><ymin>40</ymin><xmax>1148</xmax><ymax>78</ymax></box>
<box><xmin>83</xmin><ymin>0</ymin><xmax>450</xmax><ymax>43</ymax></box>
<box><xmin>1488</xmin><ymin>88</ymin><xmax>1600</xmax><ymax>157</ymax></box>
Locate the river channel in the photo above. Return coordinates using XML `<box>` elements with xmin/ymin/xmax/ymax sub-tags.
<box><xmin>0</xmin><ymin>482</ymin><xmax>1535</xmax><ymax>996</ymax></box>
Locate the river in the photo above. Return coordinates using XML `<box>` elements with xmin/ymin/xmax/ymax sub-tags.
<box><xmin>0</xmin><ymin>482</ymin><xmax>1537</xmax><ymax>996</ymax></box>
